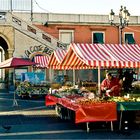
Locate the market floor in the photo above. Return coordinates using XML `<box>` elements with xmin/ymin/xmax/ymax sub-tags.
<box><xmin>0</xmin><ymin>91</ymin><xmax>140</xmax><ymax>139</ymax></box>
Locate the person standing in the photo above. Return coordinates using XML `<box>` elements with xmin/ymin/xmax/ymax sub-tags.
<box><xmin>123</xmin><ymin>70</ymin><xmax>134</xmax><ymax>92</ymax></box>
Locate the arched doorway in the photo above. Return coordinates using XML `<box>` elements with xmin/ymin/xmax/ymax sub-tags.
<box><xmin>0</xmin><ymin>36</ymin><xmax>9</xmax><ymax>89</ymax></box>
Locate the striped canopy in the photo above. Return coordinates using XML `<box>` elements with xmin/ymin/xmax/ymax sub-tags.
<box><xmin>58</xmin><ymin>43</ymin><xmax>140</xmax><ymax>69</ymax></box>
<box><xmin>101</xmin><ymin>44</ymin><xmax>140</xmax><ymax>68</ymax></box>
<box><xmin>34</xmin><ymin>55</ymin><xmax>50</xmax><ymax>68</ymax></box>
<box><xmin>48</xmin><ymin>49</ymin><xmax>67</xmax><ymax>69</ymax></box>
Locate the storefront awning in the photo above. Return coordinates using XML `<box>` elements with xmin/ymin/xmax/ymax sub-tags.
<box><xmin>59</xmin><ymin>43</ymin><xmax>140</xmax><ymax>69</ymax></box>
<box><xmin>0</xmin><ymin>57</ymin><xmax>36</xmax><ymax>68</ymax></box>
<box><xmin>101</xmin><ymin>44</ymin><xmax>140</xmax><ymax>68</ymax></box>
<box><xmin>48</xmin><ymin>49</ymin><xmax>67</xmax><ymax>69</ymax></box>
<box><xmin>59</xmin><ymin>43</ymin><xmax>115</xmax><ymax>69</ymax></box>
<box><xmin>34</xmin><ymin>55</ymin><xmax>50</xmax><ymax>68</ymax></box>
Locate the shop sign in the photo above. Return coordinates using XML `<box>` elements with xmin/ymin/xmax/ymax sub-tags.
<box><xmin>24</xmin><ymin>45</ymin><xmax>53</xmax><ymax>58</ymax></box>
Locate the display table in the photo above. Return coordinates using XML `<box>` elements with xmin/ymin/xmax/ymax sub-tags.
<box><xmin>45</xmin><ymin>94</ymin><xmax>60</xmax><ymax>106</ymax></box>
<box><xmin>117</xmin><ymin>102</ymin><xmax>140</xmax><ymax>111</ymax></box>
<box><xmin>58</xmin><ymin>97</ymin><xmax>117</xmax><ymax>123</ymax></box>
<box><xmin>45</xmin><ymin>95</ymin><xmax>117</xmax><ymax>132</ymax></box>
<box><xmin>117</xmin><ymin>102</ymin><xmax>140</xmax><ymax>130</ymax></box>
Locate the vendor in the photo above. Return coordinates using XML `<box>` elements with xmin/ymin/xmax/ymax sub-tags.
<box><xmin>101</xmin><ymin>72</ymin><xmax>122</xmax><ymax>96</ymax></box>
<box><xmin>123</xmin><ymin>70</ymin><xmax>134</xmax><ymax>92</ymax></box>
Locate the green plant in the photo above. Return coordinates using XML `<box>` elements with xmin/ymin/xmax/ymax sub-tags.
<box><xmin>15</xmin><ymin>81</ymin><xmax>32</xmax><ymax>96</ymax></box>
<box><xmin>16</xmin><ymin>81</ymin><xmax>49</xmax><ymax>97</ymax></box>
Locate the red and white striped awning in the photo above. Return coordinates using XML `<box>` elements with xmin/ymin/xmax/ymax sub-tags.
<box><xmin>101</xmin><ymin>44</ymin><xmax>140</xmax><ymax>68</ymax></box>
<box><xmin>34</xmin><ymin>55</ymin><xmax>50</xmax><ymax>68</ymax></box>
<box><xmin>48</xmin><ymin>49</ymin><xmax>67</xmax><ymax>69</ymax></box>
<box><xmin>59</xmin><ymin>43</ymin><xmax>140</xmax><ymax>69</ymax></box>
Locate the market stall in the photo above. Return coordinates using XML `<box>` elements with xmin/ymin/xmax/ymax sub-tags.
<box><xmin>14</xmin><ymin>55</ymin><xmax>50</xmax><ymax>98</ymax></box>
<box><xmin>0</xmin><ymin>57</ymin><xmax>37</xmax><ymax>106</ymax></box>
<box><xmin>59</xmin><ymin>43</ymin><xmax>140</xmax><ymax>89</ymax></box>
<box><xmin>45</xmin><ymin>43</ymin><xmax>140</xmax><ymax>132</ymax></box>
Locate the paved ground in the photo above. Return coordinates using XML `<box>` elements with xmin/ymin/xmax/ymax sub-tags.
<box><xmin>0</xmin><ymin>90</ymin><xmax>140</xmax><ymax>139</ymax></box>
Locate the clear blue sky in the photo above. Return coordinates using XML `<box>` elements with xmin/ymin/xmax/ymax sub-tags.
<box><xmin>33</xmin><ymin>0</ymin><xmax>140</xmax><ymax>16</ymax></box>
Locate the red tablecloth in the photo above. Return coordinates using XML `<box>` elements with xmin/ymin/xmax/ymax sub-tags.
<box><xmin>45</xmin><ymin>95</ymin><xmax>59</xmax><ymax>106</ymax></box>
<box><xmin>45</xmin><ymin>95</ymin><xmax>117</xmax><ymax>123</ymax></box>
<box><xmin>75</xmin><ymin>102</ymin><xmax>117</xmax><ymax>123</ymax></box>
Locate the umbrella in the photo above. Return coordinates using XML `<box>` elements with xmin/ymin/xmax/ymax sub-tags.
<box><xmin>0</xmin><ymin>57</ymin><xmax>36</xmax><ymax>68</ymax></box>
<box><xmin>0</xmin><ymin>57</ymin><xmax>37</xmax><ymax>106</ymax></box>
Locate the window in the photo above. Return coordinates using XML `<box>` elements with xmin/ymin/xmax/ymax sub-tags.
<box><xmin>124</xmin><ymin>33</ymin><xmax>135</xmax><ymax>44</ymax></box>
<box><xmin>59</xmin><ymin>30</ymin><xmax>74</xmax><ymax>46</ymax></box>
<box><xmin>92</xmin><ymin>32</ymin><xmax>104</xmax><ymax>44</ymax></box>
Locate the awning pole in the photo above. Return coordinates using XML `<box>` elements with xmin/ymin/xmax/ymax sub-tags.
<box><xmin>49</xmin><ymin>68</ymin><xmax>53</xmax><ymax>83</ymax></box>
<box><xmin>98</xmin><ymin>66</ymin><xmax>101</xmax><ymax>95</ymax></box>
<box><xmin>73</xmin><ymin>69</ymin><xmax>75</xmax><ymax>86</ymax></box>
<box><xmin>138</xmin><ymin>68</ymin><xmax>140</xmax><ymax>81</ymax></box>
<box><xmin>12</xmin><ymin>68</ymin><xmax>18</xmax><ymax>106</ymax></box>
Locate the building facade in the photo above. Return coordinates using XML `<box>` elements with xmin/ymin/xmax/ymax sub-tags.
<box><xmin>0</xmin><ymin>12</ymin><xmax>140</xmax><ymax>87</ymax></box>
<box><xmin>31</xmin><ymin>13</ymin><xmax>140</xmax><ymax>45</ymax></box>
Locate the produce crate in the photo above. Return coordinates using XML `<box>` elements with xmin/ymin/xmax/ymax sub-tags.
<box><xmin>82</xmin><ymin>82</ymin><xmax>97</xmax><ymax>92</ymax></box>
<box><xmin>51</xmin><ymin>83</ymin><xmax>61</xmax><ymax>89</ymax></box>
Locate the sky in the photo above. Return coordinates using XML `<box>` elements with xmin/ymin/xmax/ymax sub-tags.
<box><xmin>33</xmin><ymin>0</ymin><xmax>140</xmax><ymax>16</ymax></box>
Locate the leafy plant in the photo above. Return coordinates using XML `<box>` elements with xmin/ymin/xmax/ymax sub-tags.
<box><xmin>15</xmin><ymin>81</ymin><xmax>48</xmax><ymax>97</ymax></box>
<box><xmin>15</xmin><ymin>81</ymin><xmax>32</xmax><ymax>96</ymax></box>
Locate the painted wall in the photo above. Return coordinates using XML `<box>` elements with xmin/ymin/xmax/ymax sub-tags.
<box><xmin>14</xmin><ymin>30</ymin><xmax>51</xmax><ymax>58</ymax></box>
<box><xmin>35</xmin><ymin>24</ymin><xmax>140</xmax><ymax>44</ymax></box>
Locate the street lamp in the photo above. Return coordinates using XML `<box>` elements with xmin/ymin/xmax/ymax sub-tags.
<box><xmin>109</xmin><ymin>6</ymin><xmax>130</xmax><ymax>44</ymax></box>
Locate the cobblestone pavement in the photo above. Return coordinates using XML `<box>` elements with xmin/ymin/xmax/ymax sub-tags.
<box><xmin>0</xmin><ymin>91</ymin><xmax>140</xmax><ymax>139</ymax></box>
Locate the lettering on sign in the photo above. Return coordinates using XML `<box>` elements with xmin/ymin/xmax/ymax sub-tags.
<box><xmin>24</xmin><ymin>45</ymin><xmax>53</xmax><ymax>58</ymax></box>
